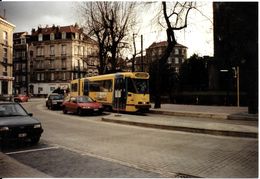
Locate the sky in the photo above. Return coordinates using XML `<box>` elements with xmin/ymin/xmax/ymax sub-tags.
<box><xmin>0</xmin><ymin>1</ymin><xmax>213</xmax><ymax>58</ymax></box>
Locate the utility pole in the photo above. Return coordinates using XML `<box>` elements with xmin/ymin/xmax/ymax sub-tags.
<box><xmin>236</xmin><ymin>66</ymin><xmax>240</xmax><ymax>107</ymax></box>
<box><xmin>141</xmin><ymin>35</ymin><xmax>143</xmax><ymax>72</ymax></box>
<box><xmin>78</xmin><ymin>59</ymin><xmax>80</xmax><ymax>95</ymax></box>
<box><xmin>132</xmin><ymin>33</ymin><xmax>137</xmax><ymax>72</ymax></box>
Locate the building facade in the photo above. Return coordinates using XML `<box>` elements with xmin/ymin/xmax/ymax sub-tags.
<box><xmin>0</xmin><ymin>17</ymin><xmax>15</xmax><ymax>95</ymax></box>
<box><xmin>13</xmin><ymin>32</ymin><xmax>30</xmax><ymax>95</ymax></box>
<box><xmin>144</xmin><ymin>41</ymin><xmax>187</xmax><ymax>73</ymax></box>
<box><xmin>28</xmin><ymin>24</ymin><xmax>99</xmax><ymax>96</ymax></box>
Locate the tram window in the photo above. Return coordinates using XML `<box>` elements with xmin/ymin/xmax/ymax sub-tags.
<box><xmin>102</xmin><ymin>80</ymin><xmax>112</xmax><ymax>92</ymax></box>
<box><xmin>89</xmin><ymin>82</ymin><xmax>100</xmax><ymax>92</ymax></box>
<box><xmin>133</xmin><ymin>79</ymin><xmax>149</xmax><ymax>94</ymax></box>
<box><xmin>127</xmin><ymin>78</ymin><xmax>136</xmax><ymax>93</ymax></box>
<box><xmin>71</xmin><ymin>83</ymin><xmax>78</xmax><ymax>92</ymax></box>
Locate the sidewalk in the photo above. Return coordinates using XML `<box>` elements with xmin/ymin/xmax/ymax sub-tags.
<box><xmin>0</xmin><ymin>151</ymin><xmax>50</xmax><ymax>178</ymax></box>
<box><xmin>102</xmin><ymin>104</ymin><xmax>258</xmax><ymax>138</ymax></box>
<box><xmin>1</xmin><ymin>103</ymin><xmax>258</xmax><ymax>178</ymax></box>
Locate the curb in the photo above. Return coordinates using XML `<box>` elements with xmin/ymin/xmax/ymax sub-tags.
<box><xmin>149</xmin><ymin>110</ymin><xmax>227</xmax><ymax>119</ymax></box>
<box><xmin>101</xmin><ymin>117</ymin><xmax>258</xmax><ymax>138</ymax></box>
<box><xmin>150</xmin><ymin>110</ymin><xmax>258</xmax><ymax>121</ymax></box>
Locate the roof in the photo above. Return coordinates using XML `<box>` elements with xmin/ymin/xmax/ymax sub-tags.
<box><xmin>13</xmin><ymin>32</ymin><xmax>28</xmax><ymax>39</ymax></box>
<box><xmin>148</xmin><ymin>41</ymin><xmax>187</xmax><ymax>49</ymax></box>
<box><xmin>31</xmin><ymin>24</ymin><xmax>83</xmax><ymax>36</ymax></box>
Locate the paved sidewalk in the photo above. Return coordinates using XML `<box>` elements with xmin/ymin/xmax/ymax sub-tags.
<box><xmin>0</xmin><ymin>151</ymin><xmax>50</xmax><ymax>178</ymax></box>
<box><xmin>102</xmin><ymin>104</ymin><xmax>258</xmax><ymax>138</ymax></box>
<box><xmin>1</xmin><ymin>102</ymin><xmax>258</xmax><ymax>177</ymax></box>
<box><xmin>150</xmin><ymin>103</ymin><xmax>257</xmax><ymax>120</ymax></box>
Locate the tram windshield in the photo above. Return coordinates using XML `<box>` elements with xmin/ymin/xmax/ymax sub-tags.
<box><xmin>128</xmin><ymin>78</ymin><xmax>149</xmax><ymax>94</ymax></box>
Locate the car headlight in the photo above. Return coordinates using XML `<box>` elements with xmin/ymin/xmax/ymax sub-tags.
<box><xmin>34</xmin><ymin>124</ymin><xmax>41</xmax><ymax>128</ymax></box>
<box><xmin>0</xmin><ymin>127</ymin><xmax>9</xmax><ymax>131</ymax></box>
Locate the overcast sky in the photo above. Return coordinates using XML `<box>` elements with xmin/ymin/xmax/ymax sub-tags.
<box><xmin>0</xmin><ymin>1</ymin><xmax>213</xmax><ymax>57</ymax></box>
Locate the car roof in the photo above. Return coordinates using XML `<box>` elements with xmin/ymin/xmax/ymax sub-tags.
<box><xmin>49</xmin><ymin>93</ymin><xmax>63</xmax><ymax>96</ymax></box>
<box><xmin>0</xmin><ymin>101</ymin><xmax>16</xmax><ymax>104</ymax></box>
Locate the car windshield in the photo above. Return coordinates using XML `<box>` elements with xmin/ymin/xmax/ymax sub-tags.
<box><xmin>77</xmin><ymin>96</ymin><xmax>94</xmax><ymax>103</ymax></box>
<box><xmin>0</xmin><ymin>103</ymin><xmax>28</xmax><ymax>117</ymax></box>
<box><xmin>50</xmin><ymin>95</ymin><xmax>63</xmax><ymax>100</ymax></box>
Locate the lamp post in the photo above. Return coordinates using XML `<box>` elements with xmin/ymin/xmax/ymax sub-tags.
<box><xmin>78</xmin><ymin>58</ymin><xmax>80</xmax><ymax>96</ymax></box>
<box><xmin>220</xmin><ymin>69</ymin><xmax>229</xmax><ymax>105</ymax></box>
<box><xmin>234</xmin><ymin>66</ymin><xmax>240</xmax><ymax>107</ymax></box>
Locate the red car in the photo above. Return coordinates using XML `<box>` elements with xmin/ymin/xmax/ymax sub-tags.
<box><xmin>14</xmin><ymin>94</ymin><xmax>29</xmax><ymax>102</ymax></box>
<box><xmin>62</xmin><ymin>96</ymin><xmax>103</xmax><ymax>115</ymax></box>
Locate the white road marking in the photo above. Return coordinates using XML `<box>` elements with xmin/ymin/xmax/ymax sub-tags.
<box><xmin>5</xmin><ymin>146</ymin><xmax>59</xmax><ymax>155</ymax></box>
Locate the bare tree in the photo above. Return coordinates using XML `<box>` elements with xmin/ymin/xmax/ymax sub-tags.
<box><xmin>153</xmin><ymin>2</ymin><xmax>195</xmax><ymax>108</ymax></box>
<box><xmin>79</xmin><ymin>2</ymin><xmax>137</xmax><ymax>74</ymax></box>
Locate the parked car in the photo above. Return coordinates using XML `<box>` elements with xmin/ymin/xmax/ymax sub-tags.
<box><xmin>62</xmin><ymin>96</ymin><xmax>103</xmax><ymax>115</ymax></box>
<box><xmin>0</xmin><ymin>102</ymin><xmax>43</xmax><ymax>145</ymax></box>
<box><xmin>46</xmin><ymin>93</ymin><xmax>64</xmax><ymax>110</ymax></box>
<box><xmin>14</xmin><ymin>94</ymin><xmax>29</xmax><ymax>102</ymax></box>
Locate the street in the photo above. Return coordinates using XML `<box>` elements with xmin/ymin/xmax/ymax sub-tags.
<box><xmin>3</xmin><ymin>99</ymin><xmax>258</xmax><ymax>178</ymax></box>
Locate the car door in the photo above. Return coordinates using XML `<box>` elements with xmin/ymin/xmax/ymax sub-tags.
<box><xmin>69</xmin><ymin>97</ymin><xmax>78</xmax><ymax>113</ymax></box>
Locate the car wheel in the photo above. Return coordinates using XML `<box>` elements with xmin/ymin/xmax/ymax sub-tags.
<box><xmin>77</xmin><ymin>108</ymin><xmax>83</xmax><ymax>116</ymax></box>
<box><xmin>30</xmin><ymin>136</ymin><xmax>40</xmax><ymax>145</ymax></box>
<box><xmin>14</xmin><ymin>99</ymin><xmax>20</xmax><ymax>103</ymax></box>
<box><xmin>63</xmin><ymin>107</ymin><xmax>68</xmax><ymax>114</ymax></box>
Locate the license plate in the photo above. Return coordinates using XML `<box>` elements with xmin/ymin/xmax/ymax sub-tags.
<box><xmin>18</xmin><ymin>133</ymin><xmax>27</xmax><ymax>138</ymax></box>
<box><xmin>94</xmin><ymin>109</ymin><xmax>98</xmax><ymax>111</ymax></box>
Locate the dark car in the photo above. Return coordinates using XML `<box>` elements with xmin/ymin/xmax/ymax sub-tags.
<box><xmin>62</xmin><ymin>96</ymin><xmax>103</xmax><ymax>115</ymax></box>
<box><xmin>46</xmin><ymin>93</ymin><xmax>64</xmax><ymax>110</ymax></box>
<box><xmin>14</xmin><ymin>94</ymin><xmax>29</xmax><ymax>102</ymax></box>
<box><xmin>0</xmin><ymin>102</ymin><xmax>43</xmax><ymax>145</ymax></box>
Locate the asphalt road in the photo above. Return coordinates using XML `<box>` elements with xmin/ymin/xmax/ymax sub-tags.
<box><xmin>5</xmin><ymin>99</ymin><xmax>258</xmax><ymax>178</ymax></box>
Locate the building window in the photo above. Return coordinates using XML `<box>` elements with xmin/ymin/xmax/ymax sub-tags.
<box><xmin>62</xmin><ymin>32</ymin><xmax>66</xmax><ymax>39</ymax></box>
<box><xmin>167</xmin><ymin>57</ymin><xmax>172</xmax><ymax>64</ymax></box>
<box><xmin>63</xmin><ymin>72</ymin><xmax>66</xmax><ymax>80</ymax></box>
<box><xmin>174</xmin><ymin>57</ymin><xmax>179</xmax><ymax>64</ymax></box>
<box><xmin>38</xmin><ymin>34</ymin><xmax>43</xmax><ymax>41</ymax></box>
<box><xmin>182</xmin><ymin>49</ymin><xmax>186</xmax><ymax>55</ymax></box>
<box><xmin>74</xmin><ymin>46</ymin><xmax>78</xmax><ymax>55</ymax></box>
<box><xmin>37</xmin><ymin>47</ymin><xmax>44</xmax><ymax>56</ymax></box>
<box><xmin>22</xmin><ymin>76</ymin><xmax>26</xmax><ymax>82</ymax></box>
<box><xmin>22</xmin><ymin>51</ymin><xmax>26</xmax><ymax>59</ymax></box>
<box><xmin>22</xmin><ymin>64</ymin><xmax>26</xmax><ymax>72</ymax></box>
<box><xmin>41</xmin><ymin>73</ymin><xmax>44</xmax><ymax>81</ymax></box>
<box><xmin>16</xmin><ymin>76</ymin><xmax>19</xmax><ymax>82</ymax></box>
<box><xmin>175</xmin><ymin>67</ymin><xmax>179</xmax><ymax>73</ymax></box>
<box><xmin>37</xmin><ymin>73</ymin><xmax>40</xmax><ymax>81</ymax></box>
<box><xmin>49</xmin><ymin>60</ymin><xmax>54</xmax><ymax>69</ymax></box>
<box><xmin>80</xmin><ymin>34</ymin><xmax>84</xmax><ymax>40</ymax></box>
<box><xmin>62</xmin><ymin>59</ymin><xmax>66</xmax><ymax>69</ymax></box>
<box><xmin>175</xmin><ymin>48</ymin><xmax>179</xmax><ymax>55</ymax></box>
<box><xmin>3</xmin><ymin>48</ymin><xmax>7</xmax><ymax>63</ymax></box>
<box><xmin>21</xmin><ymin>38</ymin><xmax>26</xmax><ymax>44</ymax></box>
<box><xmin>50</xmin><ymin>33</ymin><xmax>55</xmax><ymax>40</ymax></box>
<box><xmin>50</xmin><ymin>46</ymin><xmax>55</xmax><ymax>56</ymax></box>
<box><xmin>61</xmin><ymin>45</ymin><xmax>66</xmax><ymax>55</ymax></box>
<box><xmin>3</xmin><ymin>31</ymin><xmax>8</xmax><ymax>45</ymax></box>
<box><xmin>51</xmin><ymin>73</ymin><xmax>54</xmax><ymax>81</ymax></box>
<box><xmin>182</xmin><ymin>58</ymin><xmax>185</xmax><ymax>63</ymax></box>
<box><xmin>75</xmin><ymin>33</ymin><xmax>79</xmax><ymax>40</ymax></box>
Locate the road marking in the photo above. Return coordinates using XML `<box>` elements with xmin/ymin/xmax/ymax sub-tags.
<box><xmin>5</xmin><ymin>146</ymin><xmax>59</xmax><ymax>155</ymax></box>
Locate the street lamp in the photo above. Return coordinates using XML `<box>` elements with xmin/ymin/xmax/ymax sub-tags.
<box><xmin>233</xmin><ymin>66</ymin><xmax>240</xmax><ymax>107</ymax></box>
<box><xmin>77</xmin><ymin>58</ymin><xmax>81</xmax><ymax>96</ymax></box>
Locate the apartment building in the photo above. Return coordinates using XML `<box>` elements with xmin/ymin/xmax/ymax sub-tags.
<box><xmin>0</xmin><ymin>17</ymin><xmax>15</xmax><ymax>95</ymax></box>
<box><xmin>13</xmin><ymin>32</ymin><xmax>30</xmax><ymax>95</ymax></box>
<box><xmin>145</xmin><ymin>41</ymin><xmax>187</xmax><ymax>73</ymax></box>
<box><xmin>28</xmin><ymin>24</ymin><xmax>99</xmax><ymax>96</ymax></box>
